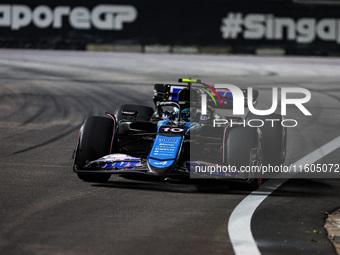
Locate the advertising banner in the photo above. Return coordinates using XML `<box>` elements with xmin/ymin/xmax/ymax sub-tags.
<box><xmin>0</xmin><ymin>0</ymin><xmax>339</xmax><ymax>54</ymax></box>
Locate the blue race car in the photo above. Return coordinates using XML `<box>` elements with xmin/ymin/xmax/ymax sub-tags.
<box><xmin>72</xmin><ymin>79</ymin><xmax>286</xmax><ymax>188</ymax></box>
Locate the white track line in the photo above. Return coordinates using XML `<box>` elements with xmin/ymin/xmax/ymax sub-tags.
<box><xmin>228</xmin><ymin>135</ymin><xmax>340</xmax><ymax>255</ymax></box>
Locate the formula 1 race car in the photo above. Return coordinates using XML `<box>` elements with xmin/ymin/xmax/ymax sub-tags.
<box><xmin>72</xmin><ymin>79</ymin><xmax>287</xmax><ymax>189</ymax></box>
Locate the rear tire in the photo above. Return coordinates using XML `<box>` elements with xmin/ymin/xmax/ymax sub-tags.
<box><xmin>247</xmin><ymin>113</ymin><xmax>286</xmax><ymax>166</ymax></box>
<box><xmin>73</xmin><ymin>116</ymin><xmax>113</xmax><ymax>182</ymax></box>
<box><xmin>225</xmin><ymin>126</ymin><xmax>263</xmax><ymax>189</ymax></box>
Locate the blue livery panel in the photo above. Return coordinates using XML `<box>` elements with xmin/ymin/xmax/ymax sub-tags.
<box><xmin>148</xmin><ymin>135</ymin><xmax>182</xmax><ymax>168</ymax></box>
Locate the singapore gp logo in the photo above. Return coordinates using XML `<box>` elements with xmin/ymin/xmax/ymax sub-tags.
<box><xmin>0</xmin><ymin>5</ymin><xmax>137</xmax><ymax>30</ymax></box>
<box><xmin>200</xmin><ymin>85</ymin><xmax>312</xmax><ymax>128</ymax></box>
<box><xmin>221</xmin><ymin>12</ymin><xmax>340</xmax><ymax>44</ymax></box>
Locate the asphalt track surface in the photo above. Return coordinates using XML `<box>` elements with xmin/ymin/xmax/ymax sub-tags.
<box><xmin>0</xmin><ymin>50</ymin><xmax>339</xmax><ymax>255</ymax></box>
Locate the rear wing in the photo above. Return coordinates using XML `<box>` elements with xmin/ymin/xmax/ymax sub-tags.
<box><xmin>153</xmin><ymin>83</ymin><xmax>258</xmax><ymax>109</ymax></box>
<box><xmin>153</xmin><ymin>84</ymin><xmax>187</xmax><ymax>104</ymax></box>
<box><xmin>206</xmin><ymin>87</ymin><xmax>258</xmax><ymax>109</ymax></box>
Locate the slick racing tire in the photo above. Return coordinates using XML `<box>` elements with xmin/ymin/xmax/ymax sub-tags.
<box><xmin>225</xmin><ymin>126</ymin><xmax>263</xmax><ymax>190</ymax></box>
<box><xmin>73</xmin><ymin>116</ymin><xmax>113</xmax><ymax>182</ymax></box>
<box><xmin>247</xmin><ymin>113</ymin><xmax>287</xmax><ymax>166</ymax></box>
<box><xmin>115</xmin><ymin>104</ymin><xmax>154</xmax><ymax>122</ymax></box>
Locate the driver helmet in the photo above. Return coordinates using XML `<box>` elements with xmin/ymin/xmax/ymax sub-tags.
<box><xmin>171</xmin><ymin>107</ymin><xmax>190</xmax><ymax>121</ymax></box>
<box><xmin>171</xmin><ymin>107</ymin><xmax>179</xmax><ymax>120</ymax></box>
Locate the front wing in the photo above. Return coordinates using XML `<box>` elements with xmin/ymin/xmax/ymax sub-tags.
<box><xmin>73</xmin><ymin>153</ymin><xmax>246</xmax><ymax>180</ymax></box>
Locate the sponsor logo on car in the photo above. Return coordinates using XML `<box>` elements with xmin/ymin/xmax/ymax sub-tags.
<box><xmin>153</xmin><ymin>161</ymin><xmax>168</xmax><ymax>165</ymax></box>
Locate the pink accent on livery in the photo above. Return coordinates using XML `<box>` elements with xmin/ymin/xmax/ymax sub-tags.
<box><xmin>100</xmin><ymin>154</ymin><xmax>142</xmax><ymax>164</ymax></box>
<box><xmin>106</xmin><ymin>113</ymin><xmax>116</xmax><ymax>154</ymax></box>
<box><xmin>222</xmin><ymin>124</ymin><xmax>230</xmax><ymax>163</ymax></box>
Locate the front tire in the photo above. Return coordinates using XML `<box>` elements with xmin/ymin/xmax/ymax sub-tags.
<box><xmin>73</xmin><ymin>116</ymin><xmax>113</xmax><ymax>182</ymax></box>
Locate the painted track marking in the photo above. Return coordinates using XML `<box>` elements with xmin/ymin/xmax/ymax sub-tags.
<box><xmin>228</xmin><ymin>135</ymin><xmax>340</xmax><ymax>255</ymax></box>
